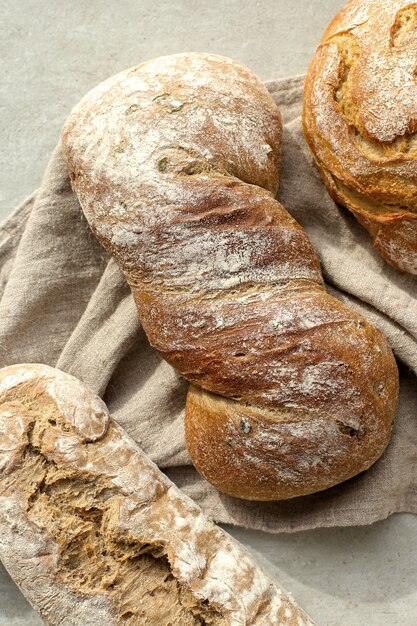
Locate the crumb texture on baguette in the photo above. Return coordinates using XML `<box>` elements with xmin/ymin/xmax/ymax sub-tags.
<box><xmin>61</xmin><ymin>52</ymin><xmax>398</xmax><ymax>500</ymax></box>
<box><xmin>303</xmin><ymin>0</ymin><xmax>417</xmax><ymax>273</ymax></box>
<box><xmin>0</xmin><ymin>364</ymin><xmax>315</xmax><ymax>626</ymax></box>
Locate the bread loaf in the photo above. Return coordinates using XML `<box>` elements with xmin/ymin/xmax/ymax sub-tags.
<box><xmin>303</xmin><ymin>0</ymin><xmax>417</xmax><ymax>274</ymax></box>
<box><xmin>0</xmin><ymin>363</ymin><xmax>315</xmax><ymax>626</ymax></box>
<box><xmin>61</xmin><ymin>52</ymin><xmax>399</xmax><ymax>500</ymax></box>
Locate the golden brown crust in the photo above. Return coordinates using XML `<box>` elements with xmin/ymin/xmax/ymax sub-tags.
<box><xmin>184</xmin><ymin>293</ymin><xmax>398</xmax><ymax>501</ymax></box>
<box><xmin>303</xmin><ymin>0</ymin><xmax>417</xmax><ymax>274</ymax></box>
<box><xmin>61</xmin><ymin>52</ymin><xmax>399</xmax><ymax>501</ymax></box>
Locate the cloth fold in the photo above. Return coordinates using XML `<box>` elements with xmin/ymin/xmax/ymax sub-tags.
<box><xmin>0</xmin><ymin>75</ymin><xmax>415</xmax><ymax>533</ymax></box>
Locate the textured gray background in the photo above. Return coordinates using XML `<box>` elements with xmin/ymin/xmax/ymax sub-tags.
<box><xmin>1</xmin><ymin>1</ymin><xmax>416</xmax><ymax>625</ymax></box>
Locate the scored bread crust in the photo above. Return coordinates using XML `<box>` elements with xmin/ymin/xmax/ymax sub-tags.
<box><xmin>303</xmin><ymin>0</ymin><xmax>417</xmax><ymax>274</ymax></box>
<box><xmin>61</xmin><ymin>52</ymin><xmax>399</xmax><ymax>501</ymax></box>
<box><xmin>0</xmin><ymin>363</ymin><xmax>315</xmax><ymax>626</ymax></box>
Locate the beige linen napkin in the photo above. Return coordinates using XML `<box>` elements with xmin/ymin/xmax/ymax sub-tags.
<box><xmin>0</xmin><ymin>76</ymin><xmax>416</xmax><ymax>533</ymax></box>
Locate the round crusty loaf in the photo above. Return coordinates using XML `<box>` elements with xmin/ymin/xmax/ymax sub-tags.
<box><xmin>303</xmin><ymin>0</ymin><xmax>417</xmax><ymax>274</ymax></box>
<box><xmin>0</xmin><ymin>363</ymin><xmax>315</xmax><ymax>626</ymax></box>
<box><xmin>61</xmin><ymin>52</ymin><xmax>399</xmax><ymax>501</ymax></box>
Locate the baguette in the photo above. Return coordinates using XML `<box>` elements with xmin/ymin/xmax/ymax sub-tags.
<box><xmin>0</xmin><ymin>363</ymin><xmax>315</xmax><ymax>626</ymax></box>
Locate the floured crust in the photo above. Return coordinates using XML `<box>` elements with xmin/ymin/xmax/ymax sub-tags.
<box><xmin>0</xmin><ymin>364</ymin><xmax>315</xmax><ymax>626</ymax></box>
<box><xmin>183</xmin><ymin>291</ymin><xmax>398</xmax><ymax>500</ymax></box>
<box><xmin>303</xmin><ymin>0</ymin><xmax>417</xmax><ymax>274</ymax></box>
<box><xmin>61</xmin><ymin>52</ymin><xmax>398</xmax><ymax>501</ymax></box>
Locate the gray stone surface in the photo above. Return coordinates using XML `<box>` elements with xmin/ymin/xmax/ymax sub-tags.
<box><xmin>230</xmin><ymin>515</ymin><xmax>417</xmax><ymax>626</ymax></box>
<box><xmin>1</xmin><ymin>1</ymin><xmax>416</xmax><ymax>625</ymax></box>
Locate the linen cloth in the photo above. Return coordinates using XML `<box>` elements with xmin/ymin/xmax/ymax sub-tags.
<box><xmin>0</xmin><ymin>75</ymin><xmax>415</xmax><ymax>533</ymax></box>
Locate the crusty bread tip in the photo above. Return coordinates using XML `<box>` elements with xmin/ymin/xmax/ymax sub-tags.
<box><xmin>0</xmin><ymin>363</ymin><xmax>315</xmax><ymax>626</ymax></box>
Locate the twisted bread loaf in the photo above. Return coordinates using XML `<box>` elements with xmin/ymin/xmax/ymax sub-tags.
<box><xmin>303</xmin><ymin>0</ymin><xmax>417</xmax><ymax>274</ymax></box>
<box><xmin>0</xmin><ymin>364</ymin><xmax>315</xmax><ymax>625</ymax></box>
<box><xmin>62</xmin><ymin>53</ymin><xmax>398</xmax><ymax>500</ymax></box>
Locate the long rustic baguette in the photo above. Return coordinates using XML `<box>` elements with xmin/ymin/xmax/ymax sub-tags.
<box><xmin>61</xmin><ymin>52</ymin><xmax>399</xmax><ymax>500</ymax></box>
<box><xmin>0</xmin><ymin>363</ymin><xmax>315</xmax><ymax>626</ymax></box>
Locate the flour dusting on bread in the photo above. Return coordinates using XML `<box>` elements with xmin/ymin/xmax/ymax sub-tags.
<box><xmin>62</xmin><ymin>52</ymin><xmax>398</xmax><ymax>501</ymax></box>
<box><xmin>304</xmin><ymin>0</ymin><xmax>417</xmax><ymax>273</ymax></box>
<box><xmin>0</xmin><ymin>364</ymin><xmax>314</xmax><ymax>625</ymax></box>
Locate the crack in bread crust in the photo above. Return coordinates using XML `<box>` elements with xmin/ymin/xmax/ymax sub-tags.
<box><xmin>1</xmin><ymin>401</ymin><xmax>224</xmax><ymax>625</ymax></box>
<box><xmin>0</xmin><ymin>364</ymin><xmax>315</xmax><ymax>626</ymax></box>
<box><xmin>23</xmin><ymin>451</ymin><xmax>222</xmax><ymax>626</ymax></box>
<box><xmin>332</xmin><ymin>25</ymin><xmax>417</xmax><ymax>160</ymax></box>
